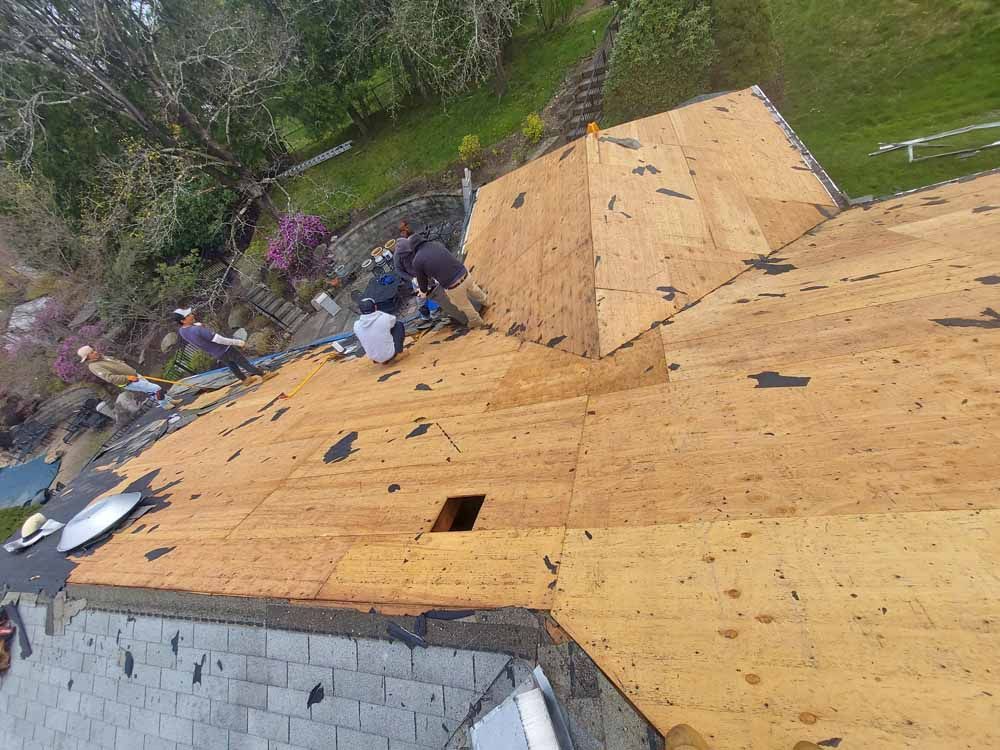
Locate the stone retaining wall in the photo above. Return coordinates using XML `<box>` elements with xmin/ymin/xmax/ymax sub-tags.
<box><xmin>330</xmin><ymin>194</ymin><xmax>465</xmax><ymax>273</ymax></box>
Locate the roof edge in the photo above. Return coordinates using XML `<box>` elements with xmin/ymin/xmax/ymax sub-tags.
<box><xmin>749</xmin><ymin>84</ymin><xmax>849</xmax><ymax>209</ymax></box>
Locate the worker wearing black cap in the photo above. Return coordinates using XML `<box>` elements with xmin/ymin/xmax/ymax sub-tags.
<box><xmin>353</xmin><ymin>298</ymin><xmax>405</xmax><ymax>364</ymax></box>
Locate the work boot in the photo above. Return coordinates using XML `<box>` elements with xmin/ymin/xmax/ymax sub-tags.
<box><xmin>664</xmin><ymin>724</ymin><xmax>709</xmax><ymax>750</ymax></box>
<box><xmin>241</xmin><ymin>375</ymin><xmax>263</xmax><ymax>387</ymax></box>
<box><xmin>260</xmin><ymin>372</ymin><xmax>278</xmax><ymax>383</ymax></box>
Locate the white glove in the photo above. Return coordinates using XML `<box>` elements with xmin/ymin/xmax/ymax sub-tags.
<box><xmin>211</xmin><ymin>334</ymin><xmax>245</xmax><ymax>347</ymax></box>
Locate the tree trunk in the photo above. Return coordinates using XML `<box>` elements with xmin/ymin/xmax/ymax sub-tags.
<box><xmin>347</xmin><ymin>101</ymin><xmax>370</xmax><ymax>138</ymax></box>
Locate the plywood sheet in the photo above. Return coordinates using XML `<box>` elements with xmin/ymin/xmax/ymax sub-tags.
<box><xmin>318</xmin><ymin>528</ymin><xmax>564</xmax><ymax>609</ymax></box>
<box><xmin>552</xmin><ymin>511</ymin><xmax>1000</xmax><ymax>750</ymax></box>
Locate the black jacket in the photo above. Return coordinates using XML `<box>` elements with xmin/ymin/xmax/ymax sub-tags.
<box><xmin>393</xmin><ymin>233</ymin><xmax>466</xmax><ymax>294</ymax></box>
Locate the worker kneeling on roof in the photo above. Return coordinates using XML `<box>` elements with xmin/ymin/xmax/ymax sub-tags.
<box><xmin>78</xmin><ymin>345</ymin><xmax>179</xmax><ymax>422</ymax></box>
<box><xmin>394</xmin><ymin>224</ymin><xmax>489</xmax><ymax>328</ymax></box>
<box><xmin>353</xmin><ymin>298</ymin><xmax>405</xmax><ymax>365</ymax></box>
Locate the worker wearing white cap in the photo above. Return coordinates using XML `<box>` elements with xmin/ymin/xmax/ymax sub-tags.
<box><xmin>173</xmin><ymin>308</ymin><xmax>271</xmax><ymax>385</ymax></box>
<box><xmin>78</xmin><ymin>345</ymin><xmax>178</xmax><ymax>422</ymax></box>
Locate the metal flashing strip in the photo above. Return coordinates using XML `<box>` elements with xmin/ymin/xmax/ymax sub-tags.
<box><xmin>750</xmin><ymin>84</ymin><xmax>848</xmax><ymax>207</ymax></box>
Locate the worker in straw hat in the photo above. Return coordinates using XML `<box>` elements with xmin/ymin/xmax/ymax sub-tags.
<box><xmin>78</xmin><ymin>345</ymin><xmax>179</xmax><ymax>423</ymax></box>
<box><xmin>173</xmin><ymin>308</ymin><xmax>274</xmax><ymax>386</ymax></box>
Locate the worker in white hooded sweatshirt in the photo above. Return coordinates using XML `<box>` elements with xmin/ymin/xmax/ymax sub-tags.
<box><xmin>353</xmin><ymin>298</ymin><xmax>405</xmax><ymax>364</ymax></box>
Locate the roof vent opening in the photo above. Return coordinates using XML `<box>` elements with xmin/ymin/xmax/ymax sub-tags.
<box><xmin>432</xmin><ymin>495</ymin><xmax>485</xmax><ymax>532</ymax></box>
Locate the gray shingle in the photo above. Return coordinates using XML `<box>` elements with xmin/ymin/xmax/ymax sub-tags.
<box><xmin>265</xmin><ymin>687</ymin><xmax>310</xmax><ymax>720</ymax></box>
<box><xmin>106</xmin><ymin>615</ymin><xmax>133</xmax><ymax>642</ymax></box>
<box><xmin>286</xmin><ymin>663</ymin><xmax>332</xmax><ymax>694</ymax></box>
<box><xmin>191</xmin><ymin>675</ymin><xmax>228</xmax><ymax>703</ymax></box>
<box><xmin>193</xmin><ymin>624</ymin><xmax>227</xmax><ymax>653</ymax></box>
<box><xmin>86</xmin><ymin>612</ymin><xmax>110</xmax><ymax>636</ymax></box>
<box><xmin>131</xmin><ymin>618</ymin><xmax>163</xmax><ymax>645</ymax></box>
<box><xmin>129</xmin><ymin>665</ymin><xmax>161</xmax><ymax>690</ymax></box>
<box><xmin>288</xmin><ymin>718</ymin><xmax>336</xmax><ymax>750</ymax></box>
<box><xmin>93</xmin><ymin>675</ymin><xmax>119</xmax><ymax>701</ymax></box>
<box><xmin>144</xmin><ymin>688</ymin><xmax>176</xmax><ymax>715</ymax></box>
<box><xmin>264</xmin><ymin>631</ymin><xmax>308</xmax><ymax>664</ymax></box>
<box><xmin>45</xmin><ymin>707</ymin><xmax>70</xmax><ymax>732</ymax></box>
<box><xmin>338</xmin><ymin>727</ymin><xmax>389</xmax><ymax>750</ymax></box>
<box><xmin>384</xmin><ymin>678</ymin><xmax>443</xmax><ymax>717</ymax></box>
<box><xmin>81</xmin><ymin>694</ymin><xmax>106</xmax><ymax>721</ymax></box>
<box><xmin>129</xmin><ymin>706</ymin><xmax>159</xmax><ymax>735</ymax></box>
<box><xmin>442</xmin><ymin>686</ymin><xmax>475</xmax><ymax>721</ymax></box>
<box><xmin>356</xmin><ymin>641</ymin><xmax>411</xmax><ymax>680</ymax></box>
<box><xmin>245</xmin><ymin>657</ymin><xmax>286</xmax><ymax>688</ymax></box>
<box><xmin>38</xmin><ymin>682</ymin><xmax>61</xmax><ymax>707</ymax></box>
<box><xmin>114</xmin><ymin>726</ymin><xmax>145</xmax><ymax>749</ymax></box>
<box><xmin>309</xmin><ymin>636</ymin><xmax>357</xmax><ymax>671</ymax></box>
<box><xmin>158</xmin><ymin>715</ymin><xmax>193</xmax><ymax>744</ymax></box>
<box><xmin>71</xmin><ymin>672</ymin><xmax>96</xmax><ymax>695</ymax></box>
<box><xmin>210</xmin><ymin>652</ymin><xmax>247</xmax><ymax>681</ymax></box>
<box><xmin>84</xmin><ymin>656</ymin><xmax>111</xmax><ymax>678</ymax></box>
<box><xmin>228</xmin><ymin>680</ymin><xmax>267</xmax><ymax>710</ymax></box>
<box><xmin>142</xmin><ymin>735</ymin><xmax>176</xmax><ymax>750</ymax></box>
<box><xmin>472</xmin><ymin>652</ymin><xmax>511</xmax><ymax>692</ymax></box>
<box><xmin>116</xmin><ymin>683</ymin><xmax>146</xmax><ymax>709</ymax></box>
<box><xmin>334</xmin><ymin>670</ymin><xmax>383</xmax><ymax>706</ymax></box>
<box><xmin>103</xmin><ymin>700</ymin><xmax>133</xmax><ymax>729</ymax></box>
<box><xmin>176</xmin><ymin>694</ymin><xmax>211</xmax><ymax>724</ymax></box>
<box><xmin>210</xmin><ymin>702</ymin><xmax>248</xmax><ymax>733</ymax></box>
<box><xmin>246</xmin><ymin>708</ymin><xmax>288</xmax><ymax>743</ymax></box>
<box><xmin>145</xmin><ymin>644</ymin><xmax>176</xmax><ymax>670</ymax></box>
<box><xmin>160</xmin><ymin>622</ymin><xmax>192</xmax><ymax>652</ymax></box>
<box><xmin>359</xmin><ymin>703</ymin><xmax>415</xmax><ymax>743</ymax></box>
<box><xmin>192</xmin><ymin>721</ymin><xmax>228</xmax><ymax>750</ymax></box>
<box><xmin>159</xmin><ymin>669</ymin><xmax>193</xmax><ymax>696</ymax></box>
<box><xmin>90</xmin><ymin>718</ymin><xmax>117</xmax><ymax>749</ymax></box>
<box><xmin>67</xmin><ymin>712</ymin><xmax>92</xmax><ymax>740</ymax></box>
<box><xmin>226</xmin><ymin>627</ymin><xmax>265</xmax><ymax>658</ymax></box>
<box><xmin>412</xmin><ymin>647</ymin><xmax>475</xmax><ymax>691</ymax></box>
<box><xmin>310</xmin><ymin>694</ymin><xmax>360</xmax><ymax>729</ymax></box>
<box><xmin>415</xmin><ymin>714</ymin><xmax>459</xmax><ymax>747</ymax></box>
<box><xmin>228</xmin><ymin>732</ymin><xmax>267</xmax><ymax>750</ymax></box>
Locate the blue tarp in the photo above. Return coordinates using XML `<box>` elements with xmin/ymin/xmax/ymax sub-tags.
<box><xmin>0</xmin><ymin>455</ymin><xmax>61</xmax><ymax>509</ymax></box>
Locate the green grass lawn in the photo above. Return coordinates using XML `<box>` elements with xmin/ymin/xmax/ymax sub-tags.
<box><xmin>0</xmin><ymin>505</ymin><xmax>34</xmax><ymax>542</ymax></box>
<box><xmin>261</xmin><ymin>8</ymin><xmax>613</xmax><ymax>241</ymax></box>
<box><xmin>771</xmin><ymin>0</ymin><xmax>1000</xmax><ymax>198</ymax></box>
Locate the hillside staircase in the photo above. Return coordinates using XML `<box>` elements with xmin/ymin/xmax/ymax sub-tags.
<box><xmin>240</xmin><ymin>285</ymin><xmax>309</xmax><ymax>334</ymax></box>
<box><xmin>567</xmin><ymin>11</ymin><xmax>620</xmax><ymax>141</ymax></box>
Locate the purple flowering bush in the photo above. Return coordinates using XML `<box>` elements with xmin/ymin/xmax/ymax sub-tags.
<box><xmin>52</xmin><ymin>323</ymin><xmax>106</xmax><ymax>383</ymax></box>
<box><xmin>265</xmin><ymin>213</ymin><xmax>329</xmax><ymax>278</ymax></box>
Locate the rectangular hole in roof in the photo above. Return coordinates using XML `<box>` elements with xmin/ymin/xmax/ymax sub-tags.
<box><xmin>431</xmin><ymin>495</ymin><xmax>485</xmax><ymax>532</ymax></box>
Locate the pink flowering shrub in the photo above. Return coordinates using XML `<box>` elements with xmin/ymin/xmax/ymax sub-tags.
<box><xmin>52</xmin><ymin>323</ymin><xmax>106</xmax><ymax>383</ymax></box>
<box><xmin>265</xmin><ymin>213</ymin><xmax>329</xmax><ymax>277</ymax></box>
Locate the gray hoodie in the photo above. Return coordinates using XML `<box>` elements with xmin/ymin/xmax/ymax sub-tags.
<box><xmin>393</xmin><ymin>233</ymin><xmax>466</xmax><ymax>294</ymax></box>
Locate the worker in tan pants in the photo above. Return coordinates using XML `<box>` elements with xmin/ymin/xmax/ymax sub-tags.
<box><xmin>394</xmin><ymin>224</ymin><xmax>489</xmax><ymax>328</ymax></box>
<box><xmin>438</xmin><ymin>272</ymin><xmax>488</xmax><ymax>328</ymax></box>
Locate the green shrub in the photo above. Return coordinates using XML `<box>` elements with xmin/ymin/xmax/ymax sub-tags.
<box><xmin>711</xmin><ymin>0</ymin><xmax>780</xmax><ymax>90</ymax></box>
<box><xmin>295</xmin><ymin>278</ymin><xmax>326</xmax><ymax>307</ymax></box>
<box><xmin>603</xmin><ymin>0</ymin><xmax>717</xmax><ymax>124</ymax></box>
<box><xmin>522</xmin><ymin>113</ymin><xmax>545</xmax><ymax>144</ymax></box>
<box><xmin>186</xmin><ymin>349</ymin><xmax>217</xmax><ymax>374</ymax></box>
<box><xmin>459</xmin><ymin>134</ymin><xmax>483</xmax><ymax>169</ymax></box>
<box><xmin>537</xmin><ymin>0</ymin><xmax>579</xmax><ymax>31</ymax></box>
<box><xmin>265</xmin><ymin>268</ymin><xmax>291</xmax><ymax>299</ymax></box>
